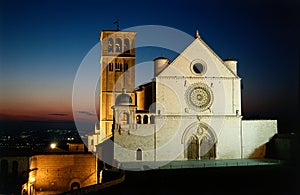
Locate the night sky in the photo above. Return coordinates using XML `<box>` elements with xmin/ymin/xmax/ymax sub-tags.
<box><xmin>0</xmin><ymin>0</ymin><xmax>299</xmax><ymax>133</ymax></box>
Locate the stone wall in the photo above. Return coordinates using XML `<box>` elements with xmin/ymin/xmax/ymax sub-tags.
<box><xmin>242</xmin><ymin>120</ymin><xmax>277</xmax><ymax>158</ymax></box>
<box><xmin>114</xmin><ymin>124</ymin><xmax>155</xmax><ymax>162</ymax></box>
<box><xmin>27</xmin><ymin>153</ymin><xmax>97</xmax><ymax>194</ymax></box>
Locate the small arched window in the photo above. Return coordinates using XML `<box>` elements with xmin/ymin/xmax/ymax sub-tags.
<box><xmin>124</xmin><ymin>63</ymin><xmax>129</xmax><ymax>71</ymax></box>
<box><xmin>1</xmin><ymin>159</ymin><xmax>8</xmax><ymax>176</ymax></box>
<box><xmin>121</xmin><ymin>112</ymin><xmax>130</xmax><ymax>124</ymax></box>
<box><xmin>108</xmin><ymin>63</ymin><xmax>113</xmax><ymax>71</ymax></box>
<box><xmin>124</xmin><ymin>38</ymin><xmax>130</xmax><ymax>54</ymax></box>
<box><xmin>150</xmin><ymin>115</ymin><xmax>155</xmax><ymax>124</ymax></box>
<box><xmin>12</xmin><ymin>161</ymin><xmax>18</xmax><ymax>177</ymax></box>
<box><xmin>136</xmin><ymin>148</ymin><xmax>142</xmax><ymax>160</ymax></box>
<box><xmin>71</xmin><ymin>182</ymin><xmax>80</xmax><ymax>190</ymax></box>
<box><xmin>143</xmin><ymin>115</ymin><xmax>148</xmax><ymax>124</ymax></box>
<box><xmin>136</xmin><ymin>115</ymin><xmax>141</xmax><ymax>124</ymax></box>
<box><xmin>115</xmin><ymin>62</ymin><xmax>122</xmax><ymax>72</ymax></box>
<box><xmin>115</xmin><ymin>38</ymin><xmax>122</xmax><ymax>53</ymax></box>
<box><xmin>108</xmin><ymin>38</ymin><xmax>114</xmax><ymax>52</ymax></box>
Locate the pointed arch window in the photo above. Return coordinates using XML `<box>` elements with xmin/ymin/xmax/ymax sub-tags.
<box><xmin>124</xmin><ymin>38</ymin><xmax>130</xmax><ymax>54</ymax></box>
<box><xmin>187</xmin><ymin>136</ymin><xmax>199</xmax><ymax>160</ymax></box>
<box><xmin>136</xmin><ymin>148</ymin><xmax>142</xmax><ymax>160</ymax></box>
<box><xmin>183</xmin><ymin>123</ymin><xmax>216</xmax><ymax>160</ymax></box>
<box><xmin>200</xmin><ymin>138</ymin><xmax>216</xmax><ymax>160</ymax></box>
<box><xmin>115</xmin><ymin>38</ymin><xmax>122</xmax><ymax>53</ymax></box>
<box><xmin>108</xmin><ymin>38</ymin><xmax>114</xmax><ymax>52</ymax></box>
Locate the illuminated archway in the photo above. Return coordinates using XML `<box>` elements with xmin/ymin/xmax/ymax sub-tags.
<box><xmin>69</xmin><ymin>179</ymin><xmax>81</xmax><ymax>191</ymax></box>
<box><xmin>71</xmin><ymin>182</ymin><xmax>80</xmax><ymax>190</ymax></box>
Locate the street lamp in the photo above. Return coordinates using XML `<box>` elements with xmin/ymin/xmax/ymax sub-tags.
<box><xmin>50</xmin><ymin>143</ymin><xmax>57</xmax><ymax>149</ymax></box>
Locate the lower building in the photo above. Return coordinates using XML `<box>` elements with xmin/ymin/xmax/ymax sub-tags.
<box><xmin>0</xmin><ymin>155</ymin><xmax>30</xmax><ymax>194</ymax></box>
<box><xmin>22</xmin><ymin>144</ymin><xmax>97</xmax><ymax>195</ymax></box>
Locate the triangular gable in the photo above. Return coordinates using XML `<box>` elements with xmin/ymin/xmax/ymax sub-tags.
<box><xmin>157</xmin><ymin>37</ymin><xmax>239</xmax><ymax>78</ymax></box>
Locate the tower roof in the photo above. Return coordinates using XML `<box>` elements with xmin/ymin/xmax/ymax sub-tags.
<box><xmin>153</xmin><ymin>56</ymin><xmax>169</xmax><ymax>61</ymax></box>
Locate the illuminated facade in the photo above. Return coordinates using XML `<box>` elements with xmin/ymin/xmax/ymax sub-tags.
<box><xmin>22</xmin><ymin>144</ymin><xmax>97</xmax><ymax>195</ymax></box>
<box><xmin>88</xmin><ymin>31</ymin><xmax>136</xmax><ymax>152</ymax></box>
<box><xmin>88</xmin><ymin>29</ymin><xmax>277</xmax><ymax>164</ymax></box>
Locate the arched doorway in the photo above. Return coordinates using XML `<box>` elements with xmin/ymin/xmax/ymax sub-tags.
<box><xmin>183</xmin><ymin>122</ymin><xmax>216</xmax><ymax>160</ymax></box>
<box><xmin>200</xmin><ymin>137</ymin><xmax>216</xmax><ymax>159</ymax></box>
<box><xmin>71</xmin><ymin>182</ymin><xmax>80</xmax><ymax>190</ymax></box>
<box><xmin>187</xmin><ymin>136</ymin><xmax>199</xmax><ymax>160</ymax></box>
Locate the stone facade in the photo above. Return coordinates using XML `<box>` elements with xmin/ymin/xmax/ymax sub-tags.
<box><xmin>89</xmin><ymin>29</ymin><xmax>278</xmax><ymax>165</ymax></box>
<box><xmin>88</xmin><ymin>30</ymin><xmax>136</xmax><ymax>152</ymax></box>
<box><xmin>22</xmin><ymin>153</ymin><xmax>97</xmax><ymax>195</ymax></box>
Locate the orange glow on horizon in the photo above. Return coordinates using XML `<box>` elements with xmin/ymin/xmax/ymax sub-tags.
<box><xmin>0</xmin><ymin>110</ymin><xmax>74</xmax><ymax>122</ymax></box>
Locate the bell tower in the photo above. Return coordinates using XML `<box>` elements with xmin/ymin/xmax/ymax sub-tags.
<box><xmin>99</xmin><ymin>30</ymin><xmax>136</xmax><ymax>138</ymax></box>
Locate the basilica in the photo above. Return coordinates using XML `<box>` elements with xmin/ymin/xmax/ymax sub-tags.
<box><xmin>88</xmin><ymin>29</ymin><xmax>277</xmax><ymax>166</ymax></box>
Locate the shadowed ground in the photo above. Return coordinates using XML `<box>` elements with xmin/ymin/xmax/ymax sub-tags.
<box><xmin>96</xmin><ymin>162</ymin><xmax>299</xmax><ymax>194</ymax></box>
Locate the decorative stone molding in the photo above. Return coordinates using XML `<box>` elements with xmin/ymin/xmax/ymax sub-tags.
<box><xmin>185</xmin><ymin>82</ymin><xmax>213</xmax><ymax>112</ymax></box>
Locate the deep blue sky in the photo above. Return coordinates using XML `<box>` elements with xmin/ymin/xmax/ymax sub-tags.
<box><xmin>0</xmin><ymin>0</ymin><xmax>299</xmax><ymax>132</ymax></box>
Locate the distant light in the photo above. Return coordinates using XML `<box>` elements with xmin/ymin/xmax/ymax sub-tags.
<box><xmin>50</xmin><ymin>143</ymin><xmax>57</xmax><ymax>149</ymax></box>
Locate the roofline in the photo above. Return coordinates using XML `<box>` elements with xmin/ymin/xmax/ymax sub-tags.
<box><xmin>31</xmin><ymin>152</ymin><xmax>94</xmax><ymax>156</ymax></box>
<box><xmin>101</xmin><ymin>30</ymin><xmax>136</xmax><ymax>33</ymax></box>
<box><xmin>156</xmin><ymin>37</ymin><xmax>240</xmax><ymax>78</ymax></box>
<box><xmin>224</xmin><ymin>58</ymin><xmax>238</xmax><ymax>62</ymax></box>
<box><xmin>153</xmin><ymin>56</ymin><xmax>170</xmax><ymax>61</ymax></box>
<box><xmin>197</xmin><ymin>38</ymin><xmax>240</xmax><ymax>78</ymax></box>
<box><xmin>100</xmin><ymin>30</ymin><xmax>137</xmax><ymax>41</ymax></box>
<box><xmin>135</xmin><ymin>81</ymin><xmax>154</xmax><ymax>90</ymax></box>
